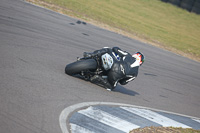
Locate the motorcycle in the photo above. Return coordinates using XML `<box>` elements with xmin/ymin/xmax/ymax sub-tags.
<box><xmin>65</xmin><ymin>52</ymin><xmax>120</xmax><ymax>82</ymax></box>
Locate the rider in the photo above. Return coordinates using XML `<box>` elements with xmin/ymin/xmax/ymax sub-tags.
<box><xmin>84</xmin><ymin>47</ymin><xmax>144</xmax><ymax>91</ymax></box>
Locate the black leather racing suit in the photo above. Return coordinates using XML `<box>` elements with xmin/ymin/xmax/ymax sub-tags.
<box><xmin>87</xmin><ymin>47</ymin><xmax>139</xmax><ymax>90</ymax></box>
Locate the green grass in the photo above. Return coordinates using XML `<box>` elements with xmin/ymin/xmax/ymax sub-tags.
<box><xmin>28</xmin><ymin>0</ymin><xmax>200</xmax><ymax>60</ymax></box>
<box><xmin>130</xmin><ymin>126</ymin><xmax>200</xmax><ymax>133</ymax></box>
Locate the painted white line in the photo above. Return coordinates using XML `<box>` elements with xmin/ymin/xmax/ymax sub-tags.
<box><xmin>70</xmin><ymin>123</ymin><xmax>95</xmax><ymax>133</ymax></box>
<box><xmin>192</xmin><ymin>118</ymin><xmax>200</xmax><ymax>123</ymax></box>
<box><xmin>59</xmin><ymin>102</ymin><xmax>200</xmax><ymax>133</ymax></box>
<box><xmin>121</xmin><ymin>107</ymin><xmax>191</xmax><ymax>128</ymax></box>
<box><xmin>59</xmin><ymin>102</ymin><xmax>105</xmax><ymax>133</ymax></box>
<box><xmin>79</xmin><ymin>106</ymin><xmax>140</xmax><ymax>132</ymax></box>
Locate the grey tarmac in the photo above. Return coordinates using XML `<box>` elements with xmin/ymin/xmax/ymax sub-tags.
<box><xmin>0</xmin><ymin>0</ymin><xmax>200</xmax><ymax>133</ymax></box>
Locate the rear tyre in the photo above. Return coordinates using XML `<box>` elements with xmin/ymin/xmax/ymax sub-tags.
<box><xmin>65</xmin><ymin>59</ymin><xmax>97</xmax><ymax>75</ymax></box>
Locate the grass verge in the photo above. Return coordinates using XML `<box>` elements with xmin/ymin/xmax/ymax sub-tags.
<box><xmin>26</xmin><ymin>0</ymin><xmax>200</xmax><ymax>62</ymax></box>
<box><xmin>130</xmin><ymin>126</ymin><xmax>200</xmax><ymax>133</ymax></box>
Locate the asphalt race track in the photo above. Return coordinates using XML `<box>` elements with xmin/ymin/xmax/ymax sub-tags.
<box><xmin>0</xmin><ymin>0</ymin><xmax>200</xmax><ymax>133</ymax></box>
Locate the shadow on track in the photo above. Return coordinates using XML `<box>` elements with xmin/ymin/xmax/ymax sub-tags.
<box><xmin>113</xmin><ymin>85</ymin><xmax>139</xmax><ymax>96</ymax></box>
<box><xmin>69</xmin><ymin>75</ymin><xmax>139</xmax><ymax>96</ymax></box>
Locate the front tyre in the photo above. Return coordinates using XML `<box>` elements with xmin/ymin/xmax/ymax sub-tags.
<box><xmin>65</xmin><ymin>59</ymin><xmax>97</xmax><ymax>76</ymax></box>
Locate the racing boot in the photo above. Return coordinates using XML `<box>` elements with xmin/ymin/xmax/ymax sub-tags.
<box><xmin>83</xmin><ymin>52</ymin><xmax>93</xmax><ymax>58</ymax></box>
<box><xmin>83</xmin><ymin>48</ymin><xmax>109</xmax><ymax>58</ymax></box>
<box><xmin>90</xmin><ymin>75</ymin><xmax>114</xmax><ymax>91</ymax></box>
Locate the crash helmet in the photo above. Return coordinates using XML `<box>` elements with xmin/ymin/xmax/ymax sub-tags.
<box><xmin>132</xmin><ymin>52</ymin><xmax>145</xmax><ymax>65</ymax></box>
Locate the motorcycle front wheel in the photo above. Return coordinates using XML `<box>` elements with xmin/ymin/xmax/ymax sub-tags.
<box><xmin>65</xmin><ymin>59</ymin><xmax>97</xmax><ymax>76</ymax></box>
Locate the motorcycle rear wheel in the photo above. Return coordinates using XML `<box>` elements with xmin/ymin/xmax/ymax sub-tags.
<box><xmin>65</xmin><ymin>59</ymin><xmax>97</xmax><ymax>76</ymax></box>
